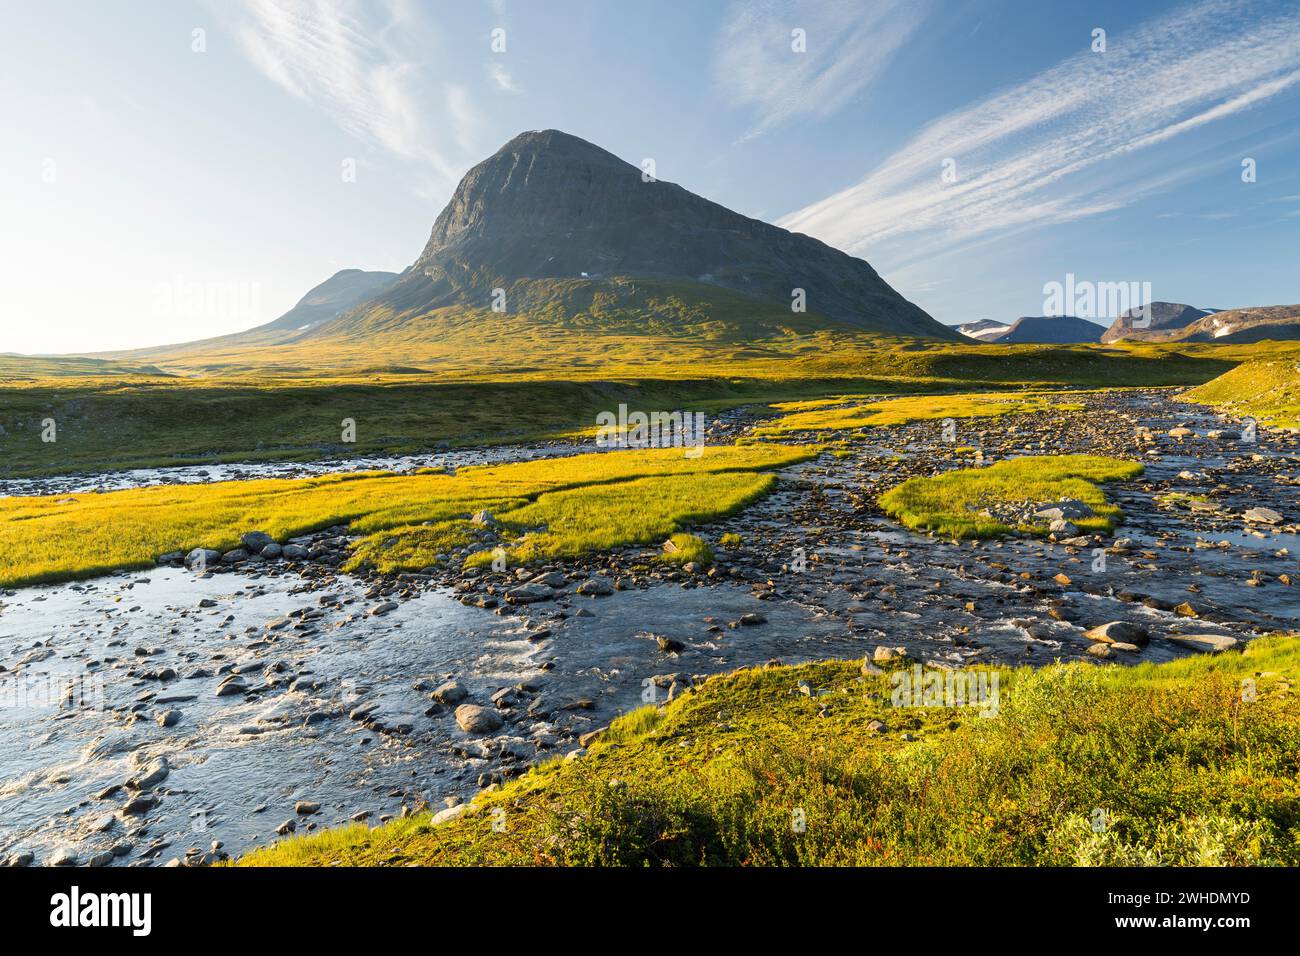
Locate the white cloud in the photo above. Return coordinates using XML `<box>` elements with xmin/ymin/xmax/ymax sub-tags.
<box><xmin>446</xmin><ymin>84</ymin><xmax>481</xmax><ymax>154</ymax></box>
<box><xmin>226</xmin><ymin>0</ymin><xmax>478</xmax><ymax>184</ymax></box>
<box><xmin>488</xmin><ymin>60</ymin><xmax>520</xmax><ymax>93</ymax></box>
<box><xmin>778</xmin><ymin>0</ymin><xmax>1300</xmax><ymax>261</ymax></box>
<box><xmin>715</xmin><ymin>0</ymin><xmax>930</xmax><ymax>139</ymax></box>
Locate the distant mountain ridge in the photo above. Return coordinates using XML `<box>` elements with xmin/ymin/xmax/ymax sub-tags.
<box><xmin>955</xmin><ymin>315</ymin><xmax>1105</xmax><ymax>344</ymax></box>
<box><xmin>1100</xmin><ymin>302</ymin><xmax>1216</xmax><ymax>343</ymax></box>
<box><xmin>257</xmin><ymin>269</ymin><xmax>398</xmax><ymax>333</ymax></box>
<box><xmin>1103</xmin><ymin>303</ymin><xmax>1300</xmax><ymax>343</ymax></box>
<box><xmin>954</xmin><ymin>319</ymin><xmax>1012</xmax><ymax>341</ymax></box>
<box><xmin>956</xmin><ymin>301</ymin><xmax>1300</xmax><ymax>345</ymax></box>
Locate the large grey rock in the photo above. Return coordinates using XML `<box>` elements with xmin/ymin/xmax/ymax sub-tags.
<box><xmin>1243</xmin><ymin>507</ymin><xmax>1283</xmax><ymax>525</ymax></box>
<box><xmin>185</xmin><ymin>548</ymin><xmax>221</xmax><ymax>570</ymax></box>
<box><xmin>1034</xmin><ymin>500</ymin><xmax>1094</xmax><ymax>521</ymax></box>
<box><xmin>1169</xmin><ymin>633</ymin><xmax>1241</xmax><ymax>654</ymax></box>
<box><xmin>454</xmin><ymin>704</ymin><xmax>503</xmax><ymax>734</ymax></box>
<box><xmin>128</xmin><ymin>757</ymin><xmax>170</xmax><ymax>790</ymax></box>
<box><xmin>432</xmin><ymin>680</ymin><xmax>469</xmax><ymax>705</ymax></box>
<box><xmin>241</xmin><ymin>531</ymin><xmax>276</xmax><ymax>554</ymax></box>
<box><xmin>431</xmin><ymin>803</ymin><xmax>469</xmax><ymax>826</ymax></box>
<box><xmin>1083</xmin><ymin>622</ymin><xmax>1149</xmax><ymax>645</ymax></box>
<box><xmin>506</xmin><ymin>582</ymin><xmax>554</xmax><ymax>604</ymax></box>
<box><xmin>529</xmin><ymin>571</ymin><xmax>568</xmax><ymax>589</ymax></box>
<box><xmin>1049</xmin><ymin>518</ymin><xmax>1079</xmax><ymax>536</ymax></box>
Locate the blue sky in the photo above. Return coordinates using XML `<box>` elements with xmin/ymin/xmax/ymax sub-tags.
<box><xmin>2</xmin><ymin>0</ymin><xmax>1299</xmax><ymax>353</ymax></box>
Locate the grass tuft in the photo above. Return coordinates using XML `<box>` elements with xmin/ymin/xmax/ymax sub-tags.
<box><xmin>878</xmin><ymin>454</ymin><xmax>1143</xmax><ymax>539</ymax></box>
<box><xmin>658</xmin><ymin>532</ymin><xmax>715</xmax><ymax>566</ymax></box>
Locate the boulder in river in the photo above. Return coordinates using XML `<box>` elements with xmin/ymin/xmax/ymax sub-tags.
<box><xmin>454</xmin><ymin>704</ymin><xmax>503</xmax><ymax>734</ymax></box>
<box><xmin>432</xmin><ymin>680</ymin><xmax>468</xmax><ymax>705</ymax></box>
<box><xmin>529</xmin><ymin>570</ymin><xmax>568</xmax><ymax>589</ymax></box>
<box><xmin>1083</xmin><ymin>621</ymin><xmax>1149</xmax><ymax>645</ymax></box>
<box><xmin>241</xmin><ymin>531</ymin><xmax>276</xmax><ymax>554</ymax></box>
<box><xmin>506</xmin><ymin>582</ymin><xmax>554</xmax><ymax>604</ymax></box>
<box><xmin>185</xmin><ymin>548</ymin><xmax>221</xmax><ymax>570</ymax></box>
<box><xmin>128</xmin><ymin>757</ymin><xmax>170</xmax><ymax>790</ymax></box>
<box><xmin>576</xmin><ymin>576</ymin><xmax>614</xmax><ymax>596</ymax></box>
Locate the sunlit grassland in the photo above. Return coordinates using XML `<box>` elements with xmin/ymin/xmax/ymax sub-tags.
<box><xmin>0</xmin><ymin>444</ymin><xmax>813</xmax><ymax>587</ymax></box>
<box><xmin>1</xmin><ymin>331</ymin><xmax>1268</xmax><ymax>477</ymax></box>
<box><xmin>1182</xmin><ymin>355</ymin><xmax>1300</xmax><ymax>429</ymax></box>
<box><xmin>239</xmin><ymin>633</ymin><xmax>1300</xmax><ymax>867</ymax></box>
<box><xmin>754</xmin><ymin>390</ymin><xmax>1085</xmax><ymax>435</ymax></box>
<box><xmin>2</xmin><ymin>321</ymin><xmax>1291</xmax><ymax>479</ymax></box>
<box><xmin>450</xmin><ymin>476</ymin><xmax>741</xmax><ymax>570</ymax></box>
<box><xmin>355</xmin><ymin>472</ymin><xmax>761</xmax><ymax>573</ymax></box>
<box><xmin>878</xmin><ymin>454</ymin><xmax>1144</xmax><ymax>539</ymax></box>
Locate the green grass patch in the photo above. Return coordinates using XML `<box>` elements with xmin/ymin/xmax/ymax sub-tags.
<box><xmin>605</xmin><ymin>704</ymin><xmax>665</xmax><ymax>744</ymax></box>
<box><xmin>1182</xmin><ymin>356</ymin><xmax>1300</xmax><ymax>429</ymax></box>
<box><xmin>657</xmin><ymin>532</ymin><xmax>715</xmax><ymax>566</ymax></box>
<box><xmin>0</xmin><ymin>445</ymin><xmax>812</xmax><ymax>587</ymax></box>
<box><xmin>239</xmin><ymin>634</ymin><xmax>1300</xmax><ymax>867</ymax></box>
<box><xmin>878</xmin><ymin>454</ymin><xmax>1143</xmax><ymax>539</ymax></box>
<box><xmin>755</xmin><ymin>391</ymin><xmax>1084</xmax><ymax>436</ymax></box>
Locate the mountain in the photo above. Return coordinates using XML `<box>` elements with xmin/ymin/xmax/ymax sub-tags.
<box><xmin>1102</xmin><ymin>302</ymin><xmax>1300</xmax><ymax>343</ymax></box>
<box><xmin>1174</xmin><ymin>305</ymin><xmax>1300</xmax><ymax>342</ymax></box>
<box><xmin>310</xmin><ymin>129</ymin><xmax>957</xmax><ymax>342</ymax></box>
<box><xmin>955</xmin><ymin>319</ymin><xmax>1013</xmax><ymax>341</ymax></box>
<box><xmin>257</xmin><ymin>269</ymin><xmax>399</xmax><ymax>333</ymax></box>
<box><xmin>1100</xmin><ymin>302</ymin><xmax>1215</xmax><ymax>343</ymax></box>
<box><xmin>983</xmin><ymin>315</ymin><xmax>1106</xmax><ymax>344</ymax></box>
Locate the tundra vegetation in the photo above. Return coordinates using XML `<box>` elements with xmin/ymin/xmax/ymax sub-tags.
<box><xmin>878</xmin><ymin>455</ymin><xmax>1144</xmax><ymax>539</ymax></box>
<box><xmin>1182</xmin><ymin>356</ymin><xmax>1300</xmax><ymax>429</ymax></box>
<box><xmin>3</xmin><ymin>329</ymin><xmax>1283</xmax><ymax>477</ymax></box>
<box><xmin>238</xmin><ymin>634</ymin><xmax>1300</xmax><ymax>867</ymax></box>
<box><xmin>0</xmin><ymin>444</ymin><xmax>812</xmax><ymax>588</ymax></box>
<box><xmin>755</xmin><ymin>391</ymin><xmax>1084</xmax><ymax>435</ymax></box>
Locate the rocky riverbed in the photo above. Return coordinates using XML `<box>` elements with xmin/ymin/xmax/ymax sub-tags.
<box><xmin>1</xmin><ymin>387</ymin><xmax>1296</xmax><ymax>867</ymax></box>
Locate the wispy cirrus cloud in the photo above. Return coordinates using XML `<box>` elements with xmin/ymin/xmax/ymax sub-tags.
<box><xmin>779</xmin><ymin>0</ymin><xmax>1300</xmax><ymax>262</ymax></box>
<box><xmin>488</xmin><ymin>60</ymin><xmax>520</xmax><ymax>93</ymax></box>
<box><xmin>225</xmin><ymin>0</ymin><xmax>478</xmax><ymax>184</ymax></box>
<box><xmin>715</xmin><ymin>0</ymin><xmax>931</xmax><ymax>140</ymax></box>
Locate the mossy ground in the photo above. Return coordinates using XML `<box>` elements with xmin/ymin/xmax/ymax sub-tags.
<box><xmin>657</xmin><ymin>532</ymin><xmax>715</xmax><ymax>566</ymax></box>
<box><xmin>0</xmin><ymin>444</ymin><xmax>812</xmax><ymax>588</ymax></box>
<box><xmin>1182</xmin><ymin>355</ymin><xmax>1300</xmax><ymax>429</ymax></box>
<box><xmin>878</xmin><ymin>454</ymin><xmax>1144</xmax><ymax>539</ymax></box>
<box><xmin>239</xmin><ymin>634</ymin><xmax>1300</xmax><ymax>867</ymax></box>
<box><xmin>755</xmin><ymin>391</ymin><xmax>1085</xmax><ymax>435</ymax></box>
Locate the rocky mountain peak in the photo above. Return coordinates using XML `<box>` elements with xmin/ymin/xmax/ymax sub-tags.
<box><xmin>398</xmin><ymin>129</ymin><xmax>955</xmax><ymax>338</ymax></box>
